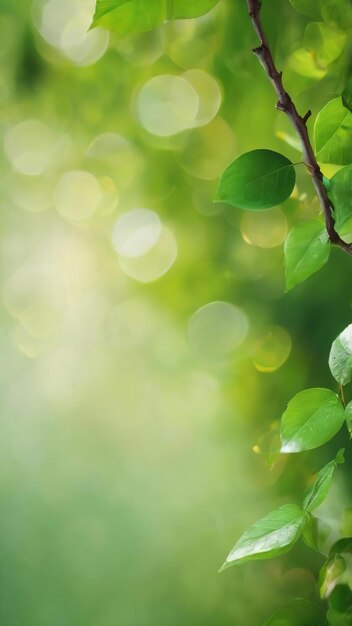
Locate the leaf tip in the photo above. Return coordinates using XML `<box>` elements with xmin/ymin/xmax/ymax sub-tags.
<box><xmin>336</xmin><ymin>448</ymin><xmax>345</xmax><ymax>464</ymax></box>
<box><xmin>280</xmin><ymin>441</ymin><xmax>299</xmax><ymax>454</ymax></box>
<box><xmin>218</xmin><ymin>561</ymin><xmax>230</xmax><ymax>573</ymax></box>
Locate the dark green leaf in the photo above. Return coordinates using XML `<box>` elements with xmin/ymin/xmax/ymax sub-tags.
<box><xmin>91</xmin><ymin>0</ymin><xmax>220</xmax><ymax>35</ymax></box>
<box><xmin>327</xmin><ymin>586</ymin><xmax>352</xmax><ymax>625</ymax></box>
<box><xmin>280</xmin><ymin>388</ymin><xmax>345</xmax><ymax>453</ymax></box>
<box><xmin>314</xmin><ymin>98</ymin><xmax>352</xmax><ymax>165</ymax></box>
<box><xmin>343</xmin><ymin>77</ymin><xmax>352</xmax><ymax>113</ymax></box>
<box><xmin>329</xmin><ymin>325</ymin><xmax>352</xmax><ymax>385</ymax></box>
<box><xmin>284</xmin><ymin>220</ymin><xmax>330</xmax><ymax>291</ymax></box>
<box><xmin>330</xmin><ymin>539</ymin><xmax>352</xmax><ymax>556</ymax></box>
<box><xmin>303</xmin><ymin>450</ymin><xmax>344</xmax><ymax>513</ymax></box>
<box><xmin>216</xmin><ymin>149</ymin><xmax>296</xmax><ymax>210</ymax></box>
<box><xmin>264</xmin><ymin>598</ymin><xmax>326</xmax><ymax>626</ymax></box>
<box><xmin>220</xmin><ymin>504</ymin><xmax>305</xmax><ymax>570</ymax></box>
<box><xmin>329</xmin><ymin>585</ymin><xmax>352</xmax><ymax>611</ymax></box>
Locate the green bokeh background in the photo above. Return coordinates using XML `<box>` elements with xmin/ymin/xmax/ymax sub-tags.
<box><xmin>1</xmin><ymin>1</ymin><xmax>352</xmax><ymax>624</ymax></box>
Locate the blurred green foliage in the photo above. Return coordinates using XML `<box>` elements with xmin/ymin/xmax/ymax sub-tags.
<box><xmin>1</xmin><ymin>0</ymin><xmax>352</xmax><ymax>624</ymax></box>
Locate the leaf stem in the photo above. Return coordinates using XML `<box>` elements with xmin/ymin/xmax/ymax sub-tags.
<box><xmin>339</xmin><ymin>383</ymin><xmax>346</xmax><ymax>407</ymax></box>
<box><xmin>246</xmin><ymin>0</ymin><xmax>352</xmax><ymax>256</ymax></box>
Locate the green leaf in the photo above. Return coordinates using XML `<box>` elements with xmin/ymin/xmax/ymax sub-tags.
<box><xmin>303</xmin><ymin>450</ymin><xmax>345</xmax><ymax>513</ymax></box>
<box><xmin>280</xmin><ymin>388</ymin><xmax>345</xmax><ymax>453</ymax></box>
<box><xmin>328</xmin><ymin>166</ymin><xmax>352</xmax><ymax>235</ymax></box>
<box><xmin>345</xmin><ymin>402</ymin><xmax>352</xmax><ymax>438</ymax></box>
<box><xmin>327</xmin><ymin>607</ymin><xmax>352</xmax><ymax>626</ymax></box>
<box><xmin>330</xmin><ymin>539</ymin><xmax>352</xmax><ymax>556</ymax></box>
<box><xmin>321</xmin><ymin>556</ymin><xmax>348</xmax><ymax>598</ymax></box>
<box><xmin>329</xmin><ymin>584</ymin><xmax>352</xmax><ymax>612</ymax></box>
<box><xmin>220</xmin><ymin>504</ymin><xmax>305</xmax><ymax>570</ymax></box>
<box><xmin>302</xmin><ymin>513</ymin><xmax>332</xmax><ymax>553</ymax></box>
<box><xmin>314</xmin><ymin>98</ymin><xmax>352</xmax><ymax>165</ymax></box>
<box><xmin>289</xmin><ymin>0</ymin><xmax>322</xmax><ymax>19</ymax></box>
<box><xmin>320</xmin><ymin>541</ymin><xmax>352</xmax><ymax>600</ymax></box>
<box><xmin>343</xmin><ymin>78</ymin><xmax>352</xmax><ymax>113</ymax></box>
<box><xmin>91</xmin><ymin>0</ymin><xmax>220</xmax><ymax>35</ymax></box>
<box><xmin>264</xmin><ymin>598</ymin><xmax>326</xmax><ymax>626</ymax></box>
<box><xmin>329</xmin><ymin>325</ymin><xmax>352</xmax><ymax>385</ymax></box>
<box><xmin>216</xmin><ymin>150</ymin><xmax>296</xmax><ymax>210</ymax></box>
<box><xmin>284</xmin><ymin>220</ymin><xmax>330</xmax><ymax>291</ymax></box>
<box><xmin>304</xmin><ymin>22</ymin><xmax>346</xmax><ymax>67</ymax></box>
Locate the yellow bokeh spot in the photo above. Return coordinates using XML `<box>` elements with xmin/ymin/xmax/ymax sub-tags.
<box><xmin>253</xmin><ymin>326</ymin><xmax>292</xmax><ymax>373</ymax></box>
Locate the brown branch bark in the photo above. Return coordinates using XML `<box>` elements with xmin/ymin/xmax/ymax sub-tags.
<box><xmin>246</xmin><ymin>0</ymin><xmax>352</xmax><ymax>256</ymax></box>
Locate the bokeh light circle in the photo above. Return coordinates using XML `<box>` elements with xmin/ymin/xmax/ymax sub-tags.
<box><xmin>188</xmin><ymin>301</ymin><xmax>249</xmax><ymax>358</ymax></box>
<box><xmin>136</xmin><ymin>74</ymin><xmax>199</xmax><ymax>137</ymax></box>
<box><xmin>241</xmin><ymin>208</ymin><xmax>288</xmax><ymax>248</ymax></box>
<box><xmin>118</xmin><ymin>227</ymin><xmax>177</xmax><ymax>283</ymax></box>
<box><xmin>4</xmin><ymin>119</ymin><xmax>56</xmax><ymax>176</ymax></box>
<box><xmin>112</xmin><ymin>209</ymin><xmax>162</xmax><ymax>258</ymax></box>
<box><xmin>54</xmin><ymin>170</ymin><xmax>102</xmax><ymax>221</ymax></box>
<box><xmin>252</xmin><ymin>326</ymin><xmax>292</xmax><ymax>373</ymax></box>
<box><xmin>183</xmin><ymin>69</ymin><xmax>222</xmax><ymax>127</ymax></box>
<box><xmin>38</xmin><ymin>0</ymin><xmax>109</xmax><ymax>66</ymax></box>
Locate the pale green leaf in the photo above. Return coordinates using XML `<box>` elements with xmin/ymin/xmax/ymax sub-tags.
<box><xmin>284</xmin><ymin>220</ymin><xmax>330</xmax><ymax>291</ymax></box>
<box><xmin>304</xmin><ymin>22</ymin><xmax>346</xmax><ymax>67</ymax></box>
<box><xmin>303</xmin><ymin>450</ymin><xmax>345</xmax><ymax>513</ymax></box>
<box><xmin>329</xmin><ymin>324</ymin><xmax>352</xmax><ymax>385</ymax></box>
<box><xmin>314</xmin><ymin>98</ymin><xmax>352</xmax><ymax>165</ymax></box>
<box><xmin>280</xmin><ymin>388</ymin><xmax>345</xmax><ymax>453</ymax></box>
<box><xmin>328</xmin><ymin>166</ymin><xmax>352</xmax><ymax>235</ymax></box>
<box><xmin>220</xmin><ymin>504</ymin><xmax>305</xmax><ymax>570</ymax></box>
<box><xmin>216</xmin><ymin>150</ymin><xmax>295</xmax><ymax>210</ymax></box>
<box><xmin>320</xmin><ymin>555</ymin><xmax>347</xmax><ymax>599</ymax></box>
<box><xmin>91</xmin><ymin>0</ymin><xmax>220</xmax><ymax>34</ymax></box>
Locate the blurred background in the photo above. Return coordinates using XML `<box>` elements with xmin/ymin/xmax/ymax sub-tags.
<box><xmin>1</xmin><ymin>0</ymin><xmax>352</xmax><ymax>624</ymax></box>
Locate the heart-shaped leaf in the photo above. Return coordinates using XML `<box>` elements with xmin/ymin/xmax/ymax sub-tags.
<box><xmin>329</xmin><ymin>324</ymin><xmax>352</xmax><ymax>385</ymax></box>
<box><xmin>284</xmin><ymin>220</ymin><xmax>330</xmax><ymax>291</ymax></box>
<box><xmin>280</xmin><ymin>388</ymin><xmax>345</xmax><ymax>453</ymax></box>
<box><xmin>220</xmin><ymin>504</ymin><xmax>305</xmax><ymax>570</ymax></box>
<box><xmin>216</xmin><ymin>149</ymin><xmax>296</xmax><ymax>210</ymax></box>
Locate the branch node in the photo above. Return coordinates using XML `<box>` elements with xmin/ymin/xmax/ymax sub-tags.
<box><xmin>276</xmin><ymin>100</ymin><xmax>286</xmax><ymax>112</ymax></box>
<box><xmin>252</xmin><ymin>45</ymin><xmax>265</xmax><ymax>57</ymax></box>
<box><xmin>303</xmin><ymin>110</ymin><xmax>312</xmax><ymax>124</ymax></box>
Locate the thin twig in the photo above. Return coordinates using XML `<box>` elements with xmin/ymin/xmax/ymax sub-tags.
<box><xmin>246</xmin><ymin>0</ymin><xmax>352</xmax><ymax>256</ymax></box>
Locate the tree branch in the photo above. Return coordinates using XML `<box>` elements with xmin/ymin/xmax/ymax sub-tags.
<box><xmin>246</xmin><ymin>0</ymin><xmax>352</xmax><ymax>256</ymax></box>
